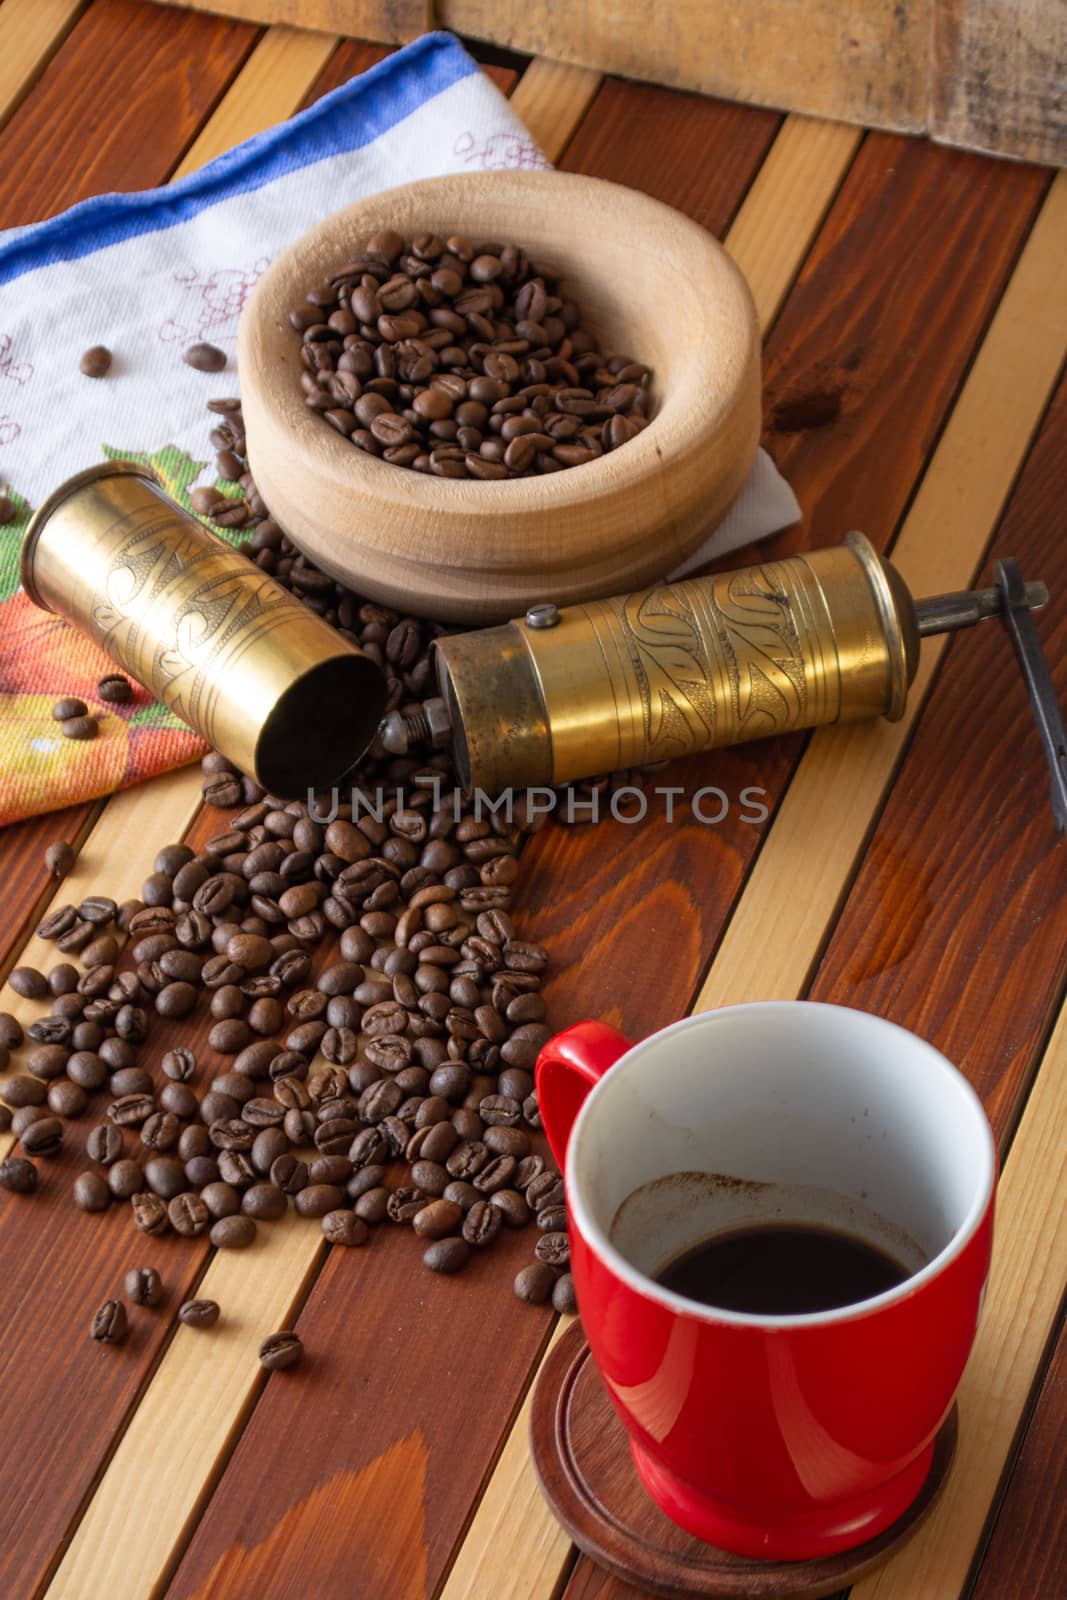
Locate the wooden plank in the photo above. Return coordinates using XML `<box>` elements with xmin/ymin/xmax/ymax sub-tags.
<box><xmin>508</xmin><ymin>56</ymin><xmax>601</xmax><ymax>164</ymax></box>
<box><xmin>967</xmin><ymin>1316</ymin><xmax>1067</xmax><ymax>1600</ymax></box>
<box><xmin>438</xmin><ymin>0</ymin><xmax>931</xmax><ymax>135</ymax></box>
<box><xmin>931</xmin><ymin>0</ymin><xmax>1067</xmax><ymax>168</ymax></box>
<box><xmin>148</xmin><ymin>0</ymin><xmax>429</xmax><ymax>43</ymax></box>
<box><xmin>173</xmin><ymin>23</ymin><xmax>340</xmax><ymax>177</ymax></box>
<box><xmin>696</xmin><ymin>169</ymin><xmax>1067</xmax><ymax>1016</ymax></box>
<box><xmin>295</xmin><ymin>34</ymin><xmax>388</xmax><ymax>102</ymax></box>
<box><xmin>0</xmin><ymin>0</ymin><xmax>86</xmax><ymax>134</ymax></box>
<box><xmin>93</xmin><ymin>85</ymin><xmax>784</xmax><ymax>1600</ymax></box>
<box><xmin>0</xmin><ymin>0</ymin><xmax>259</xmax><ymax>229</ymax></box>
<box><xmin>511</xmin><ymin>134</ymin><xmax>1046</xmax><ymax>1048</ymax></box>
<box><xmin>426</xmin><ymin>153</ymin><xmax>1062</xmax><ymax>1600</ymax></box>
<box><xmin>850</xmin><ymin>1000</ymin><xmax>1067</xmax><ymax>1600</ymax></box>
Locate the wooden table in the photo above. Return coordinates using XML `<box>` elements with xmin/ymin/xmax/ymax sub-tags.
<box><xmin>0</xmin><ymin>3</ymin><xmax>1064</xmax><ymax>1597</ymax></box>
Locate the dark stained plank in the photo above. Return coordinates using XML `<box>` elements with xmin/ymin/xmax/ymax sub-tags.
<box><xmin>0</xmin><ymin>0</ymin><xmax>259</xmax><ymax>230</ymax></box>
<box><xmin>157</xmin><ymin>91</ymin><xmax>786</xmax><ymax>1600</ymax></box>
<box><xmin>0</xmin><ymin>801</ymin><xmax>103</xmax><ymax>981</ymax></box>
<box><xmin>968</xmin><ymin>1313</ymin><xmax>1067</xmax><ymax>1600</ymax></box>
<box><xmin>558</xmin><ymin>315</ymin><xmax>1067</xmax><ymax>1600</ymax></box>
<box><xmin>809</xmin><ymin>366</ymin><xmax>1067</xmax><ymax>1145</ymax></box>
<box><xmin>513</xmin><ymin>132</ymin><xmax>1049</xmax><ymax>1050</ymax></box>
<box><xmin>298</xmin><ymin>35</ymin><xmax>389</xmax><ymax>106</ymax></box>
<box><xmin>562</xmin><ymin>76</ymin><xmax>780</xmax><ymax>235</ymax></box>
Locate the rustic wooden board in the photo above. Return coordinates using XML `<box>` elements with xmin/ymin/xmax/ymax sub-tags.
<box><xmin>967</xmin><ymin>1317</ymin><xmax>1067</xmax><ymax>1600</ymax></box>
<box><xmin>0</xmin><ymin>0</ymin><xmax>259</xmax><ymax>229</ymax></box>
<box><xmin>438</xmin><ymin>0</ymin><xmax>931</xmax><ymax>135</ymax></box>
<box><xmin>515</xmin><ymin>133</ymin><xmax>1047</xmax><ymax>1048</ymax></box>
<box><xmin>931</xmin><ymin>0</ymin><xmax>1067</xmax><ymax>167</ymax></box>
<box><xmin>116</xmin><ymin>84</ymin><xmax>784</xmax><ymax>1600</ymax></box>
<box><xmin>0</xmin><ymin>0</ymin><xmax>87</xmax><ymax>132</ymax></box>
<box><xmin>508</xmin><ymin>57</ymin><xmax>601</xmax><ymax>164</ymax></box>
<box><xmin>148</xmin><ymin>0</ymin><xmax>429</xmax><ymax>41</ymax></box>
<box><xmin>0</xmin><ymin>801</ymin><xmax>103</xmax><ymax>980</ymax></box>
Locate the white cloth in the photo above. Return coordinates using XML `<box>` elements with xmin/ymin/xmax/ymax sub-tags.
<box><xmin>0</xmin><ymin>30</ymin><xmax>797</xmax><ymax>552</ymax></box>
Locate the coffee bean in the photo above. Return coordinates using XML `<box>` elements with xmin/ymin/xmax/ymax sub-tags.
<box><xmin>295</xmin><ymin>1183</ymin><xmax>345</xmax><ymax>1219</ymax></box>
<box><xmin>259</xmin><ymin>1330</ymin><xmax>303</xmax><ymax>1370</ymax></box>
<box><xmin>202</xmin><ymin>1180</ymin><xmax>240</xmax><ymax>1217</ymax></box>
<box><xmin>0</xmin><ymin>1012</ymin><xmax>23</xmax><ymax>1049</ymax></box>
<box><xmin>147</xmin><ymin>1155</ymin><xmax>188</xmax><ymax>1198</ymax></box>
<box><xmin>49</xmin><ymin>1079</ymin><xmax>87</xmax><ymax>1118</ymax></box>
<box><xmin>61</xmin><ymin>714</ymin><xmax>99</xmax><ymax>741</ymax></box>
<box><xmin>45</xmin><ymin>840</ymin><xmax>76</xmax><ymax>877</ymax></box>
<box><xmin>423</xmin><ymin>1236</ymin><xmax>469</xmax><ymax>1274</ymax></box>
<box><xmin>184</xmin><ymin>342</ymin><xmax>227</xmax><ymax>372</ymax></box>
<box><xmin>0</xmin><ymin>1156</ymin><xmax>38</xmax><ymax>1193</ymax></box>
<box><xmin>52</xmin><ymin>696</ymin><xmax>87</xmax><ymax>723</ymax></box>
<box><xmin>552</xmin><ymin>1273</ymin><xmax>577</xmax><ymax>1313</ymax></box>
<box><xmin>535</xmin><ymin>1231</ymin><xmax>570</xmax><ymax>1269</ymax></box>
<box><xmin>80</xmin><ymin>345</ymin><xmax>112</xmax><ymax>378</ymax></box>
<box><xmin>21</xmin><ymin>1117</ymin><xmax>63</xmax><ymax>1157</ymax></box>
<box><xmin>169</xmin><ymin>1191</ymin><xmax>210</xmax><ymax>1237</ymax></box>
<box><xmin>537</xmin><ymin>1205</ymin><xmax>568</xmax><ymax>1233</ymax></box>
<box><xmin>413</xmin><ymin>1197</ymin><xmax>463</xmax><ymax>1238</ymax></box>
<box><xmin>211</xmin><ymin>1213</ymin><xmax>257</xmax><ymax>1248</ymax></box>
<box><xmin>1</xmin><ymin>1075</ymin><xmax>47</xmax><ymax>1109</ymax></box>
<box><xmin>126</xmin><ymin>1267</ymin><xmax>163</xmax><ymax>1306</ymax></box>
<box><xmin>514</xmin><ymin>1262</ymin><xmax>556</xmax><ymax>1304</ymax></box>
<box><xmin>10</xmin><ymin>965</ymin><xmax>48</xmax><ymax>999</ymax></box>
<box><xmin>490</xmin><ymin>1188</ymin><xmax>530</xmax><ymax>1228</ymax></box>
<box><xmin>108</xmin><ymin>1158</ymin><xmax>144</xmax><ymax>1200</ymax></box>
<box><xmin>462</xmin><ymin>1199</ymin><xmax>503</xmax><ymax>1247</ymax></box>
<box><xmin>91</xmin><ymin>1299</ymin><xmax>128</xmax><ymax>1344</ymax></box>
<box><xmin>242</xmin><ymin>1182</ymin><xmax>287</xmax><ymax>1221</ymax></box>
<box><xmin>322</xmin><ymin>1210</ymin><xmax>369</xmax><ymax>1246</ymax></box>
<box><xmin>179</xmin><ymin>1298</ymin><xmax>220</xmax><ymax>1328</ymax></box>
<box><xmin>132</xmin><ymin>1192</ymin><xmax>170</xmax><ymax>1235</ymax></box>
<box><xmin>98</xmin><ymin>672</ymin><xmax>133</xmax><ymax>703</ymax></box>
<box><xmin>87</xmin><ymin>1125</ymin><xmax>124</xmax><ymax>1165</ymax></box>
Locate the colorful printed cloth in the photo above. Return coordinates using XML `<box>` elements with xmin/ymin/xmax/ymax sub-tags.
<box><xmin>0</xmin><ymin>32</ymin><xmax>797</xmax><ymax>828</ymax></box>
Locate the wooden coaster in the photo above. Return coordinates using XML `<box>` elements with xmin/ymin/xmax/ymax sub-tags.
<box><xmin>530</xmin><ymin>1322</ymin><xmax>958</xmax><ymax>1599</ymax></box>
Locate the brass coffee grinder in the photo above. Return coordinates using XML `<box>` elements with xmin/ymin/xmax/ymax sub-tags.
<box><xmin>21</xmin><ymin>462</ymin><xmax>1066</xmax><ymax>828</ymax></box>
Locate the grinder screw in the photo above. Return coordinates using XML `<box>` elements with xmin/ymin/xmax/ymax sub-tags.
<box><xmin>379</xmin><ymin>696</ymin><xmax>452</xmax><ymax>756</ymax></box>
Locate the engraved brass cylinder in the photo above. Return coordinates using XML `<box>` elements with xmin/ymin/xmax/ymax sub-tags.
<box><xmin>434</xmin><ymin>534</ymin><xmax>919</xmax><ymax>793</ymax></box>
<box><xmin>20</xmin><ymin>461</ymin><xmax>386</xmax><ymax>796</ymax></box>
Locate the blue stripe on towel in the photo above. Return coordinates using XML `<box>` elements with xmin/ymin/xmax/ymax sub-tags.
<box><xmin>0</xmin><ymin>32</ymin><xmax>476</xmax><ymax>288</ymax></box>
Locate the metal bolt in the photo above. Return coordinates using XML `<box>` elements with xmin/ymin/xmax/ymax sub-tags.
<box><xmin>525</xmin><ymin>602</ymin><xmax>560</xmax><ymax>630</ymax></box>
<box><xmin>378</xmin><ymin>696</ymin><xmax>452</xmax><ymax>755</ymax></box>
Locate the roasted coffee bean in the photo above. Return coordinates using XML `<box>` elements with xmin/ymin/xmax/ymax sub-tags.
<box><xmin>0</xmin><ymin>1012</ymin><xmax>23</xmax><ymax>1049</ymax></box>
<box><xmin>446</xmin><ymin>1139</ymin><xmax>489</xmax><ymax>1179</ymax></box>
<box><xmin>322</xmin><ymin>1210</ymin><xmax>369</xmax><ymax>1246</ymax></box>
<box><xmin>514</xmin><ymin>1262</ymin><xmax>556</xmax><ymax>1304</ymax></box>
<box><xmin>99</xmin><ymin>672</ymin><xmax>133</xmax><ymax>703</ymax></box>
<box><xmin>141</xmin><ymin>1111</ymin><xmax>180</xmax><ymax>1151</ymax></box>
<box><xmin>462</xmin><ymin>1199</ymin><xmax>503</xmax><ymax>1247</ymax></box>
<box><xmin>386</xmin><ymin>1185</ymin><xmax>424</xmax><ymax>1223</ymax></box>
<box><xmin>422</xmin><ymin>1236</ymin><xmax>469</xmax><ymax>1274</ymax></box>
<box><xmin>9</xmin><ymin>965</ymin><xmax>48</xmax><ymax>999</ymax></box>
<box><xmin>242</xmin><ymin>1181</ymin><xmax>287</xmax><ymax>1221</ymax></box>
<box><xmin>535</xmin><ymin>1231</ymin><xmax>570</xmax><ymax>1268</ymax></box>
<box><xmin>45</xmin><ymin>840</ymin><xmax>76</xmax><ymax>877</ymax></box>
<box><xmin>202</xmin><ymin>1180</ymin><xmax>240</xmax><ymax>1218</ymax></box>
<box><xmin>126</xmin><ymin>1266</ymin><xmax>163</xmax><ymax>1307</ymax></box>
<box><xmin>1</xmin><ymin>1075</ymin><xmax>47</xmax><ymax>1109</ymax></box>
<box><xmin>526</xmin><ymin>1172</ymin><xmax>565</xmax><ymax>1212</ymax></box>
<box><xmin>473</xmin><ymin>1154</ymin><xmax>517</xmax><ymax>1194</ymax></box>
<box><xmin>108</xmin><ymin>1158</ymin><xmax>144</xmax><ymax>1200</ymax></box>
<box><xmin>259</xmin><ymin>1330</ymin><xmax>303</xmax><ymax>1369</ymax></box>
<box><xmin>211</xmin><ymin>1213</ymin><xmax>257</xmax><ymax>1248</ymax></box>
<box><xmin>179</xmin><ymin>1298</ymin><xmax>220</xmax><ymax>1328</ymax></box>
<box><xmin>162</xmin><ymin>1046</ymin><xmax>197</xmax><ymax>1082</ymax></box>
<box><xmin>0</xmin><ymin>1156</ymin><xmax>38</xmax><ymax>1193</ymax></box>
<box><xmin>149</xmin><ymin>1155</ymin><xmax>191</xmax><ymax>1198</ymax></box>
<box><xmin>413</xmin><ymin>1197</ymin><xmax>463</xmax><ymax>1238</ymax></box>
<box><xmin>537</xmin><ymin>1205</ymin><xmax>568</xmax><ymax>1233</ymax></box>
<box><xmin>184</xmin><ymin>341</ymin><xmax>227</xmax><ymax>372</ymax></box>
<box><xmin>21</xmin><ymin>1117</ymin><xmax>63</xmax><ymax>1156</ymax></box>
<box><xmin>490</xmin><ymin>1188</ymin><xmax>530</xmax><ymax>1228</ymax></box>
<box><xmin>169</xmin><ymin>1191</ymin><xmax>211</xmax><ymax>1236</ymax></box>
<box><xmin>109</xmin><ymin>1093</ymin><xmax>156</xmax><ymax>1127</ymax></box>
<box><xmin>87</xmin><ymin>1125</ymin><xmax>124</xmax><ymax>1165</ymax></box>
<box><xmin>132</xmin><ymin>1191</ymin><xmax>170</xmax><ymax>1235</ymax></box>
<box><xmin>80</xmin><ymin>345</ymin><xmax>112</xmax><ymax>378</ymax></box>
<box><xmin>552</xmin><ymin>1272</ymin><xmax>577</xmax><ymax>1313</ymax></box>
<box><xmin>91</xmin><ymin>1299</ymin><xmax>127</xmax><ymax>1344</ymax></box>
<box><xmin>48</xmin><ymin>1079</ymin><xmax>87</xmax><ymax>1118</ymax></box>
<box><xmin>295</xmin><ymin>1183</ymin><xmax>345</xmax><ymax>1218</ymax></box>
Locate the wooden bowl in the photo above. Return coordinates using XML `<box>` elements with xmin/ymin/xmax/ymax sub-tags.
<box><xmin>239</xmin><ymin>170</ymin><xmax>761</xmax><ymax>624</ymax></box>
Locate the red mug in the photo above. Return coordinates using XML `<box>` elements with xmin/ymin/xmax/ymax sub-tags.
<box><xmin>535</xmin><ymin>1002</ymin><xmax>996</xmax><ymax>1560</ymax></box>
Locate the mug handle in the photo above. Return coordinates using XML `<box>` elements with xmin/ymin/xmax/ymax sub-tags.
<box><xmin>535</xmin><ymin>1021</ymin><xmax>632</xmax><ymax>1168</ymax></box>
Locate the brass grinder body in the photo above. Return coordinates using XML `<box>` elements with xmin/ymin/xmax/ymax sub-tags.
<box><xmin>433</xmin><ymin>534</ymin><xmax>918</xmax><ymax>793</ymax></box>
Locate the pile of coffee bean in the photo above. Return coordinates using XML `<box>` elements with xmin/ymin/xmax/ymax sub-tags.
<box><xmin>0</xmin><ymin>392</ymin><xmax>580</xmax><ymax>1322</ymax></box>
<box><xmin>291</xmin><ymin>229</ymin><xmax>651</xmax><ymax>479</ymax></box>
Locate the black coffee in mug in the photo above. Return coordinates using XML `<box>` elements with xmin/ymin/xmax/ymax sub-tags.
<box><xmin>655</xmin><ymin>1221</ymin><xmax>914</xmax><ymax>1316</ymax></box>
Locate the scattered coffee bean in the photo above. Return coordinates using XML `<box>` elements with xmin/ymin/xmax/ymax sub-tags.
<box><xmin>183</xmin><ymin>341</ymin><xmax>227</xmax><ymax>372</ymax></box>
<box><xmin>322</xmin><ymin>1210</ymin><xmax>368</xmax><ymax>1246</ymax></box>
<box><xmin>211</xmin><ymin>1213</ymin><xmax>257</xmax><ymax>1248</ymax></box>
<box><xmin>179</xmin><ymin>1298</ymin><xmax>220</xmax><ymax>1328</ymax></box>
<box><xmin>0</xmin><ymin>487</ymin><xmax>14</xmax><ymax>525</ymax></box>
<box><xmin>552</xmin><ymin>1273</ymin><xmax>577</xmax><ymax>1313</ymax></box>
<box><xmin>98</xmin><ymin>672</ymin><xmax>133</xmax><ymax>703</ymax></box>
<box><xmin>0</xmin><ymin>1156</ymin><xmax>38</xmax><ymax>1193</ymax></box>
<box><xmin>423</xmin><ymin>1236</ymin><xmax>469</xmax><ymax>1274</ymax></box>
<box><xmin>259</xmin><ymin>1329</ymin><xmax>303</xmax><ymax>1370</ymax></box>
<box><xmin>21</xmin><ymin>1117</ymin><xmax>63</xmax><ymax>1157</ymax></box>
<box><xmin>79</xmin><ymin>345</ymin><xmax>112</xmax><ymax>378</ymax></box>
<box><xmin>90</xmin><ymin>1299</ymin><xmax>127</xmax><ymax>1344</ymax></box>
<box><xmin>126</xmin><ymin>1266</ymin><xmax>163</xmax><ymax>1306</ymax></box>
<box><xmin>73</xmin><ymin>1171</ymin><xmax>110</xmax><ymax>1212</ymax></box>
<box><xmin>514</xmin><ymin>1262</ymin><xmax>556</xmax><ymax>1304</ymax></box>
<box><xmin>61</xmin><ymin>714</ymin><xmax>99</xmax><ymax>740</ymax></box>
<box><xmin>45</xmin><ymin>840</ymin><xmax>76</xmax><ymax>877</ymax></box>
<box><xmin>9</xmin><ymin>965</ymin><xmax>48</xmax><ymax>999</ymax></box>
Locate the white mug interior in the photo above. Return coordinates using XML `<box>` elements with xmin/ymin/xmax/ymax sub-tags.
<box><xmin>570</xmin><ymin>1001</ymin><xmax>995</xmax><ymax>1326</ymax></box>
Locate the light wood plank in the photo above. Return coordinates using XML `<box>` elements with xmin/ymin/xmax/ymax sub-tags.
<box><xmin>0</xmin><ymin>767</ymin><xmax>205</xmax><ymax>1160</ymax></box>
<box><xmin>47</xmin><ymin>1211</ymin><xmax>326</xmax><ymax>1600</ymax></box>
<box><xmin>0</xmin><ymin>0</ymin><xmax>85</xmax><ymax>132</ymax></box>
<box><xmin>173</xmin><ymin>23</ymin><xmax>339</xmax><ymax>178</ymax></box>
<box><xmin>432</xmin><ymin>168</ymin><xmax>1067</xmax><ymax>1600</ymax></box>
<box><xmin>852</xmin><ymin>1001</ymin><xmax>1067</xmax><ymax>1600</ymax></box>
<box><xmin>508</xmin><ymin>56</ymin><xmax>601</xmax><ymax>165</ymax></box>
<box><xmin>931</xmin><ymin>0</ymin><xmax>1067</xmax><ymax>167</ymax></box>
<box><xmin>725</xmin><ymin>114</ymin><xmax>862</xmax><ymax>333</ymax></box>
<box><xmin>697</xmin><ymin>169</ymin><xmax>1067</xmax><ymax>1014</ymax></box>
<box><xmin>440</xmin><ymin>1319</ymin><xmax>576</xmax><ymax>1600</ymax></box>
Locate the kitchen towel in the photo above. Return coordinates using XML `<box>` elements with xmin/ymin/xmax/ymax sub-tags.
<box><xmin>0</xmin><ymin>31</ymin><xmax>798</xmax><ymax>826</ymax></box>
